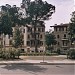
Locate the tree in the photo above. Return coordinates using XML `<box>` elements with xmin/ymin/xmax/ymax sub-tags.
<box><xmin>45</xmin><ymin>31</ymin><xmax>57</xmax><ymax>52</ymax></box>
<box><xmin>1</xmin><ymin>4</ymin><xmax>20</xmax><ymax>26</ymax></box>
<box><xmin>0</xmin><ymin>5</ymin><xmax>12</xmax><ymax>35</ymax></box>
<box><xmin>22</xmin><ymin>0</ymin><xmax>55</xmax><ymax>52</ymax></box>
<box><xmin>13</xmin><ymin>26</ymin><xmax>23</xmax><ymax>48</ymax></box>
<box><xmin>69</xmin><ymin>11</ymin><xmax>75</xmax><ymax>43</ymax></box>
<box><xmin>0</xmin><ymin>15</ymin><xmax>12</xmax><ymax>35</ymax></box>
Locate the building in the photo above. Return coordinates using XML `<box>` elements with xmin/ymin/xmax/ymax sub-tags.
<box><xmin>50</xmin><ymin>23</ymin><xmax>71</xmax><ymax>54</ymax></box>
<box><xmin>0</xmin><ymin>23</ymin><xmax>45</xmax><ymax>53</ymax></box>
<box><xmin>0</xmin><ymin>1</ymin><xmax>45</xmax><ymax>53</ymax></box>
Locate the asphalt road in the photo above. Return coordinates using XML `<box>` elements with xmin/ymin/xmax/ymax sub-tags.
<box><xmin>0</xmin><ymin>64</ymin><xmax>74</xmax><ymax>75</ymax></box>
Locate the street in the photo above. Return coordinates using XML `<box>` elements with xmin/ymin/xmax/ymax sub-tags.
<box><xmin>0</xmin><ymin>64</ymin><xmax>74</xmax><ymax>75</ymax></box>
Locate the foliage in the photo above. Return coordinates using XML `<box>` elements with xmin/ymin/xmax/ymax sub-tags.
<box><xmin>57</xmin><ymin>48</ymin><xmax>61</xmax><ymax>55</ymax></box>
<box><xmin>27</xmin><ymin>0</ymin><xmax>55</xmax><ymax>21</ymax></box>
<box><xmin>67</xmin><ymin>49</ymin><xmax>75</xmax><ymax>59</ymax></box>
<box><xmin>69</xmin><ymin>11</ymin><xmax>75</xmax><ymax>42</ymax></box>
<box><xmin>20</xmin><ymin>52</ymin><xmax>58</xmax><ymax>56</ymax></box>
<box><xmin>13</xmin><ymin>27</ymin><xmax>23</xmax><ymax>48</ymax></box>
<box><xmin>0</xmin><ymin>4</ymin><xmax>20</xmax><ymax>35</ymax></box>
<box><xmin>0</xmin><ymin>15</ymin><xmax>12</xmax><ymax>35</ymax></box>
<box><xmin>0</xmin><ymin>0</ymin><xmax>55</xmax><ymax>53</ymax></box>
<box><xmin>45</xmin><ymin>31</ymin><xmax>57</xmax><ymax>47</ymax></box>
<box><xmin>0</xmin><ymin>48</ymin><xmax>20</xmax><ymax>59</ymax></box>
<box><xmin>1</xmin><ymin>5</ymin><xmax>20</xmax><ymax>26</ymax></box>
<box><xmin>23</xmin><ymin>0</ymin><xmax>55</xmax><ymax>52</ymax></box>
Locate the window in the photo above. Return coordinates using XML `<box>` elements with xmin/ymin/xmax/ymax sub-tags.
<box><xmin>62</xmin><ymin>27</ymin><xmax>64</xmax><ymax>31</ymax></box>
<box><xmin>37</xmin><ymin>40</ymin><xmax>40</xmax><ymax>45</ymax></box>
<box><xmin>31</xmin><ymin>40</ymin><xmax>35</xmax><ymax>46</ymax></box>
<box><xmin>40</xmin><ymin>41</ymin><xmax>43</xmax><ymax>46</ymax></box>
<box><xmin>64</xmin><ymin>34</ymin><xmax>66</xmax><ymax>38</ymax></box>
<box><xmin>27</xmin><ymin>41</ymin><xmax>30</xmax><ymax>46</ymax></box>
<box><xmin>66</xmin><ymin>27</ymin><xmax>67</xmax><ymax>31</ymax></box>
<box><xmin>9</xmin><ymin>40</ymin><xmax>12</xmax><ymax>45</ymax></box>
<box><xmin>40</xmin><ymin>50</ymin><xmax>43</xmax><ymax>52</ymax></box>
<box><xmin>63</xmin><ymin>41</ymin><xmax>67</xmax><ymax>46</ymax></box>
<box><xmin>58</xmin><ymin>42</ymin><xmax>60</xmax><ymax>45</ymax></box>
<box><xmin>23</xmin><ymin>29</ymin><xmax>25</xmax><ymax>33</ymax></box>
<box><xmin>28</xmin><ymin>35</ymin><xmax>30</xmax><ymax>39</ymax></box>
<box><xmin>38</xmin><ymin>28</ymin><xmax>41</xmax><ymax>32</ymax></box>
<box><xmin>9</xmin><ymin>35</ymin><xmax>10</xmax><ymax>39</ymax></box>
<box><xmin>4</xmin><ymin>41</ymin><xmax>5</xmax><ymax>45</ymax></box>
<box><xmin>55</xmin><ymin>28</ymin><xmax>57</xmax><ymax>31</ymax></box>
<box><xmin>59</xmin><ymin>28</ymin><xmax>60</xmax><ymax>31</ymax></box>
<box><xmin>64</xmin><ymin>49</ymin><xmax>67</xmax><ymax>50</ymax></box>
<box><xmin>40</xmin><ymin>34</ymin><xmax>42</xmax><ymax>39</ymax></box>
<box><xmin>34</xmin><ymin>28</ymin><xmax>36</xmax><ymax>31</ymax></box>
<box><xmin>37</xmin><ymin>34</ymin><xmax>39</xmax><ymax>38</ymax></box>
<box><xmin>32</xmin><ymin>34</ymin><xmax>34</xmax><ymax>38</ymax></box>
<box><xmin>42</xmin><ymin>28</ymin><xmax>44</xmax><ymax>32</ymax></box>
<box><xmin>57</xmin><ymin>35</ymin><xmax>59</xmax><ymax>38</ymax></box>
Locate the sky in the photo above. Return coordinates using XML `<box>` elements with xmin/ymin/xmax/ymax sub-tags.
<box><xmin>0</xmin><ymin>0</ymin><xmax>74</xmax><ymax>31</ymax></box>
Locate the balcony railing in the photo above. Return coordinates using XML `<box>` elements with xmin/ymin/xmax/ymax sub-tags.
<box><xmin>61</xmin><ymin>38</ymin><xmax>68</xmax><ymax>41</ymax></box>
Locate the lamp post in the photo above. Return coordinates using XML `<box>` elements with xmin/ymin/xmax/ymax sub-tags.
<box><xmin>43</xmin><ymin>47</ymin><xmax>45</xmax><ymax>62</ymax></box>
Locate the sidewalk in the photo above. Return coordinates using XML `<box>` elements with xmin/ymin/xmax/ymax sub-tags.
<box><xmin>0</xmin><ymin>55</ymin><xmax>75</xmax><ymax>65</ymax></box>
<box><xmin>0</xmin><ymin>59</ymin><xmax>74</xmax><ymax>65</ymax></box>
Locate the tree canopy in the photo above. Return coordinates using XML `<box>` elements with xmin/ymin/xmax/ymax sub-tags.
<box><xmin>24</xmin><ymin>0</ymin><xmax>55</xmax><ymax>52</ymax></box>
<box><xmin>0</xmin><ymin>15</ymin><xmax>12</xmax><ymax>35</ymax></box>
<box><xmin>45</xmin><ymin>31</ymin><xmax>57</xmax><ymax>47</ymax></box>
<box><xmin>25</xmin><ymin>0</ymin><xmax>55</xmax><ymax>24</ymax></box>
<box><xmin>13</xmin><ymin>27</ymin><xmax>23</xmax><ymax>48</ymax></box>
<box><xmin>69</xmin><ymin>11</ymin><xmax>75</xmax><ymax>42</ymax></box>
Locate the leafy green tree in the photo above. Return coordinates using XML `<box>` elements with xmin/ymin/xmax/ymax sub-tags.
<box><xmin>0</xmin><ymin>4</ymin><xmax>20</xmax><ymax>35</ymax></box>
<box><xmin>23</xmin><ymin>0</ymin><xmax>55</xmax><ymax>52</ymax></box>
<box><xmin>0</xmin><ymin>5</ymin><xmax>12</xmax><ymax>34</ymax></box>
<box><xmin>0</xmin><ymin>15</ymin><xmax>12</xmax><ymax>35</ymax></box>
<box><xmin>69</xmin><ymin>11</ymin><xmax>75</xmax><ymax>43</ymax></box>
<box><xmin>1</xmin><ymin>4</ymin><xmax>20</xmax><ymax>26</ymax></box>
<box><xmin>45</xmin><ymin>31</ymin><xmax>57</xmax><ymax>52</ymax></box>
<box><xmin>13</xmin><ymin>27</ymin><xmax>23</xmax><ymax>48</ymax></box>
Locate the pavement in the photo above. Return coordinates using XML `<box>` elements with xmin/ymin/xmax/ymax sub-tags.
<box><xmin>0</xmin><ymin>55</ymin><xmax>75</xmax><ymax>65</ymax></box>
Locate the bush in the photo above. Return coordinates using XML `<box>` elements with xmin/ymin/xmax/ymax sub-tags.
<box><xmin>0</xmin><ymin>48</ymin><xmax>21</xmax><ymax>60</ymax></box>
<box><xmin>67</xmin><ymin>49</ymin><xmax>75</xmax><ymax>59</ymax></box>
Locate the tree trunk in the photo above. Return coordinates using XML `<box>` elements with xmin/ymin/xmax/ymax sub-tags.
<box><xmin>34</xmin><ymin>23</ymin><xmax>38</xmax><ymax>53</ymax></box>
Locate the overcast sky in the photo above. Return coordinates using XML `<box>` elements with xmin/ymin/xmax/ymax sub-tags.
<box><xmin>0</xmin><ymin>0</ymin><xmax>74</xmax><ymax>31</ymax></box>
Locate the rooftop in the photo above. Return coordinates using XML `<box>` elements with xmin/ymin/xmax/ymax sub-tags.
<box><xmin>50</xmin><ymin>23</ymin><xmax>69</xmax><ymax>27</ymax></box>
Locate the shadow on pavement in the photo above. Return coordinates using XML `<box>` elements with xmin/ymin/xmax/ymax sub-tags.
<box><xmin>1</xmin><ymin>64</ymin><xmax>47</xmax><ymax>73</ymax></box>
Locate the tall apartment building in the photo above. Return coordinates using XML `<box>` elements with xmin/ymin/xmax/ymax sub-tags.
<box><xmin>0</xmin><ymin>24</ymin><xmax>45</xmax><ymax>53</ymax></box>
<box><xmin>0</xmin><ymin>1</ymin><xmax>45</xmax><ymax>53</ymax></box>
<box><xmin>50</xmin><ymin>23</ymin><xmax>71</xmax><ymax>54</ymax></box>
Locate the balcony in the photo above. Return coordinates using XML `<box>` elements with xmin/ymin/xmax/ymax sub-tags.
<box><xmin>61</xmin><ymin>38</ymin><xmax>68</xmax><ymax>41</ymax></box>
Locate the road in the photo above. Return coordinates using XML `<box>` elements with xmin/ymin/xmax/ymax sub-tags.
<box><xmin>0</xmin><ymin>64</ymin><xmax>74</xmax><ymax>75</ymax></box>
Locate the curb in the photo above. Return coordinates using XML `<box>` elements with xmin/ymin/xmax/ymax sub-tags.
<box><xmin>0</xmin><ymin>62</ymin><xmax>74</xmax><ymax>65</ymax></box>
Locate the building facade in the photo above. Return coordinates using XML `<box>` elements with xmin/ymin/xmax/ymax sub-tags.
<box><xmin>0</xmin><ymin>2</ymin><xmax>45</xmax><ymax>53</ymax></box>
<box><xmin>0</xmin><ymin>24</ymin><xmax>45</xmax><ymax>53</ymax></box>
<box><xmin>50</xmin><ymin>23</ymin><xmax>71</xmax><ymax>54</ymax></box>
